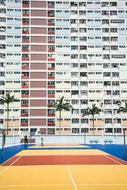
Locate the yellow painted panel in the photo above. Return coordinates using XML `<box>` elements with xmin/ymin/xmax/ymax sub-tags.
<box><xmin>0</xmin><ymin>166</ymin><xmax>6</xmax><ymax>173</ymax></box>
<box><xmin>70</xmin><ymin>165</ymin><xmax>127</xmax><ymax>184</ymax></box>
<box><xmin>0</xmin><ymin>166</ymin><xmax>72</xmax><ymax>186</ymax></box>
<box><xmin>0</xmin><ymin>185</ymin><xmax>74</xmax><ymax>190</ymax></box>
<box><xmin>17</xmin><ymin>149</ymin><xmax>107</xmax><ymax>156</ymax></box>
<box><xmin>77</xmin><ymin>185</ymin><xmax>127</xmax><ymax>190</ymax></box>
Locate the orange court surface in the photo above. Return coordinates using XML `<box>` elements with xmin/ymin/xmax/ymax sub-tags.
<box><xmin>0</xmin><ymin>144</ymin><xmax>127</xmax><ymax>190</ymax></box>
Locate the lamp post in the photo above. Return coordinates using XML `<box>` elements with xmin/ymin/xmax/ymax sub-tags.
<box><xmin>114</xmin><ymin>116</ymin><xmax>118</xmax><ymax>143</ymax></box>
<box><xmin>0</xmin><ymin>125</ymin><xmax>6</xmax><ymax>161</ymax></box>
<box><xmin>81</xmin><ymin>113</ymin><xmax>86</xmax><ymax>145</ymax></box>
<box><xmin>12</xmin><ymin>116</ymin><xmax>15</xmax><ymax>144</ymax></box>
<box><xmin>99</xmin><ymin>101</ymin><xmax>104</xmax><ymax>144</ymax></box>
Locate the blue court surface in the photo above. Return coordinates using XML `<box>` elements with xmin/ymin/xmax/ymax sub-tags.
<box><xmin>0</xmin><ymin>144</ymin><xmax>127</xmax><ymax>164</ymax></box>
<box><xmin>0</xmin><ymin>144</ymin><xmax>29</xmax><ymax>164</ymax></box>
<box><xmin>88</xmin><ymin>144</ymin><xmax>127</xmax><ymax>161</ymax></box>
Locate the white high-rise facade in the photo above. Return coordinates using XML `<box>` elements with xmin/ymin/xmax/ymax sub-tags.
<box><xmin>0</xmin><ymin>0</ymin><xmax>127</xmax><ymax>136</ymax></box>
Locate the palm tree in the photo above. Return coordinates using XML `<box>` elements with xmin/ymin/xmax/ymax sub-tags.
<box><xmin>0</xmin><ymin>93</ymin><xmax>19</xmax><ymax>135</ymax></box>
<box><xmin>117</xmin><ymin>102</ymin><xmax>127</xmax><ymax>161</ymax></box>
<box><xmin>51</xmin><ymin>96</ymin><xmax>73</xmax><ymax>133</ymax></box>
<box><xmin>83</xmin><ymin>103</ymin><xmax>101</xmax><ymax>135</ymax></box>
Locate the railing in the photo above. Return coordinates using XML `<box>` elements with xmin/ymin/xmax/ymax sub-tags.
<box><xmin>35</xmin><ymin>135</ymin><xmax>126</xmax><ymax>145</ymax></box>
<box><xmin>0</xmin><ymin>135</ymin><xmax>127</xmax><ymax>148</ymax></box>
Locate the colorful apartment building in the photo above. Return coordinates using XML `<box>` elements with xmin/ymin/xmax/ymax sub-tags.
<box><xmin>0</xmin><ymin>0</ymin><xmax>127</xmax><ymax>136</ymax></box>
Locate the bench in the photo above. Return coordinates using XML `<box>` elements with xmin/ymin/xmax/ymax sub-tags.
<box><xmin>104</xmin><ymin>139</ymin><xmax>113</xmax><ymax>144</ymax></box>
<box><xmin>20</xmin><ymin>138</ymin><xmax>35</xmax><ymax>143</ymax></box>
<box><xmin>89</xmin><ymin>139</ymin><xmax>98</xmax><ymax>144</ymax></box>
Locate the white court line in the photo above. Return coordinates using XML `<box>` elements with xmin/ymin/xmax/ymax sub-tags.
<box><xmin>76</xmin><ymin>183</ymin><xmax>127</xmax><ymax>186</ymax></box>
<box><xmin>97</xmin><ymin>148</ymin><xmax>127</xmax><ymax>163</ymax></box>
<box><xmin>0</xmin><ymin>183</ymin><xmax>127</xmax><ymax>189</ymax></box>
<box><xmin>67</xmin><ymin>165</ymin><xmax>78</xmax><ymax>190</ymax></box>
<box><xmin>106</xmin><ymin>153</ymin><xmax>127</xmax><ymax>164</ymax></box>
<box><xmin>0</xmin><ymin>184</ymin><xmax>73</xmax><ymax>188</ymax></box>
<box><xmin>103</xmin><ymin>154</ymin><xmax>127</xmax><ymax>168</ymax></box>
<box><xmin>93</xmin><ymin>148</ymin><xmax>127</xmax><ymax>168</ymax></box>
<box><xmin>0</xmin><ymin>151</ymin><xmax>24</xmax><ymax>176</ymax></box>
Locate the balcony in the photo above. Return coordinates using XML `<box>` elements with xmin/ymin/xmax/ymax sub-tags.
<box><xmin>21</xmin><ymin>104</ymin><xmax>28</xmax><ymax>108</ymax></box>
<box><xmin>22</xmin><ymin>45</ymin><xmax>29</xmax><ymax>52</ymax></box>
<box><xmin>22</xmin><ymin>54</ymin><xmax>29</xmax><ymax>61</ymax></box>
<box><xmin>48</xmin><ymin>36</ymin><xmax>55</xmax><ymax>43</ymax></box>
<box><xmin>21</xmin><ymin>123</ymin><xmax>28</xmax><ymax>127</ymax></box>
<box><xmin>22</xmin><ymin>37</ymin><xmax>29</xmax><ymax>43</ymax></box>
<box><xmin>21</xmin><ymin>100</ymin><xmax>29</xmax><ymax>107</ymax></box>
<box><xmin>48</xmin><ymin>85</ymin><xmax>55</xmax><ymax>89</ymax></box>
<box><xmin>21</xmin><ymin>113</ymin><xmax>28</xmax><ymax>117</ymax></box>
<box><xmin>21</xmin><ymin>108</ymin><xmax>29</xmax><ymax>117</ymax></box>
<box><xmin>21</xmin><ymin>74</ymin><xmax>29</xmax><ymax>80</ymax></box>
<box><xmin>21</xmin><ymin>90</ymin><xmax>29</xmax><ymax>98</ymax></box>
<box><xmin>22</xmin><ymin>84</ymin><xmax>29</xmax><ymax>89</ymax></box>
<box><xmin>48</xmin><ymin>113</ymin><xmax>55</xmax><ymax>117</ymax></box>
<box><xmin>48</xmin><ymin>76</ymin><xmax>55</xmax><ymax>80</ymax></box>
<box><xmin>48</xmin><ymin>94</ymin><xmax>55</xmax><ymax>98</ymax></box>
<box><xmin>22</xmin><ymin>19</ymin><xmax>29</xmax><ymax>25</ymax></box>
<box><xmin>48</xmin><ymin>28</ymin><xmax>55</xmax><ymax>35</ymax></box>
<box><xmin>48</xmin><ymin>11</ymin><xmax>55</xmax><ymax>17</ymax></box>
<box><xmin>22</xmin><ymin>10</ymin><xmax>30</xmax><ymax>17</ymax></box>
<box><xmin>48</xmin><ymin>40</ymin><xmax>55</xmax><ymax>44</ymax></box>
<box><xmin>22</xmin><ymin>63</ymin><xmax>29</xmax><ymax>70</ymax></box>
<box><xmin>48</xmin><ymin>123</ymin><xmax>55</xmax><ymax>126</ymax></box>
<box><xmin>48</xmin><ymin>2</ymin><xmax>55</xmax><ymax>8</ymax></box>
<box><xmin>48</xmin><ymin>66</ymin><xmax>55</xmax><ymax>70</ymax></box>
<box><xmin>48</xmin><ymin>19</ymin><xmax>55</xmax><ymax>26</ymax></box>
<box><xmin>48</xmin><ymin>57</ymin><xmax>55</xmax><ymax>61</ymax></box>
<box><xmin>48</xmin><ymin>46</ymin><xmax>55</xmax><ymax>52</ymax></box>
<box><xmin>22</xmin><ymin>1</ymin><xmax>30</xmax><ymax>8</ymax></box>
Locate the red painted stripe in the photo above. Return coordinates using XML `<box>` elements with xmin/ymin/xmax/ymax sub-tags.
<box><xmin>3</xmin><ymin>155</ymin><xmax>126</xmax><ymax>166</ymax></box>
<box><xmin>2</xmin><ymin>156</ymin><xmax>19</xmax><ymax>166</ymax></box>
<box><xmin>107</xmin><ymin>155</ymin><xmax>127</xmax><ymax>165</ymax></box>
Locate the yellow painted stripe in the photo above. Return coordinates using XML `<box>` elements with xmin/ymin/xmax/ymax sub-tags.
<box><xmin>70</xmin><ymin>165</ymin><xmax>127</xmax><ymax>184</ymax></box>
<box><xmin>77</xmin><ymin>185</ymin><xmax>127</xmax><ymax>190</ymax></box>
<box><xmin>17</xmin><ymin>149</ymin><xmax>108</xmax><ymax>156</ymax></box>
<box><xmin>0</xmin><ymin>166</ymin><xmax>72</xmax><ymax>186</ymax></box>
<box><xmin>0</xmin><ymin>165</ymin><xmax>127</xmax><ymax>190</ymax></box>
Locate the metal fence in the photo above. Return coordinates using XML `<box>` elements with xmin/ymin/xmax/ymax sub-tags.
<box><xmin>0</xmin><ymin>134</ymin><xmax>127</xmax><ymax>148</ymax></box>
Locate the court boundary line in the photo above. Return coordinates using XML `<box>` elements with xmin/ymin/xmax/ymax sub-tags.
<box><xmin>67</xmin><ymin>165</ymin><xmax>78</xmax><ymax>190</ymax></box>
<box><xmin>77</xmin><ymin>184</ymin><xmax>127</xmax><ymax>186</ymax></box>
<box><xmin>86</xmin><ymin>145</ymin><xmax>127</xmax><ymax>164</ymax></box>
<box><xmin>0</xmin><ymin>151</ymin><xmax>24</xmax><ymax>176</ymax></box>
<box><xmin>0</xmin><ymin>183</ymin><xmax>127</xmax><ymax>188</ymax></box>
<box><xmin>0</xmin><ymin>151</ymin><xmax>22</xmax><ymax>166</ymax></box>
<box><xmin>0</xmin><ymin>184</ymin><xmax>73</xmax><ymax>188</ymax></box>
<box><xmin>104</xmin><ymin>154</ymin><xmax>127</xmax><ymax>168</ymax></box>
<box><xmin>106</xmin><ymin>153</ymin><xmax>127</xmax><ymax>164</ymax></box>
<box><xmin>92</xmin><ymin>148</ymin><xmax>127</xmax><ymax>166</ymax></box>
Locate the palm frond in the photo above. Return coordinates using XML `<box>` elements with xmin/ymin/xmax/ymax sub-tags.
<box><xmin>118</xmin><ymin>101</ymin><xmax>127</xmax><ymax>114</ymax></box>
<box><xmin>82</xmin><ymin>104</ymin><xmax>101</xmax><ymax>117</ymax></box>
<box><xmin>0</xmin><ymin>93</ymin><xmax>19</xmax><ymax>104</ymax></box>
<box><xmin>59</xmin><ymin>96</ymin><xmax>64</xmax><ymax>104</ymax></box>
<box><xmin>117</xmin><ymin>107</ymin><xmax>127</xmax><ymax>113</ymax></box>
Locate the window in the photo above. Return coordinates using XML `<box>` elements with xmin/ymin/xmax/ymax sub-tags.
<box><xmin>105</xmin><ymin>119</ymin><xmax>112</xmax><ymax>124</ymax></box>
<box><xmin>72</xmin><ymin>128</ymin><xmax>79</xmax><ymax>133</ymax></box>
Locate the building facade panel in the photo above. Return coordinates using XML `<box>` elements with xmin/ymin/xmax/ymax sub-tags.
<box><xmin>1</xmin><ymin>0</ymin><xmax>127</xmax><ymax>136</ymax></box>
<box><xmin>30</xmin><ymin>63</ymin><xmax>46</xmax><ymax>70</ymax></box>
<box><xmin>30</xmin><ymin>100</ymin><xmax>46</xmax><ymax>107</ymax></box>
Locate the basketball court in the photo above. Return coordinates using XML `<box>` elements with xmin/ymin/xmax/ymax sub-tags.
<box><xmin>0</xmin><ymin>144</ymin><xmax>127</xmax><ymax>190</ymax></box>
